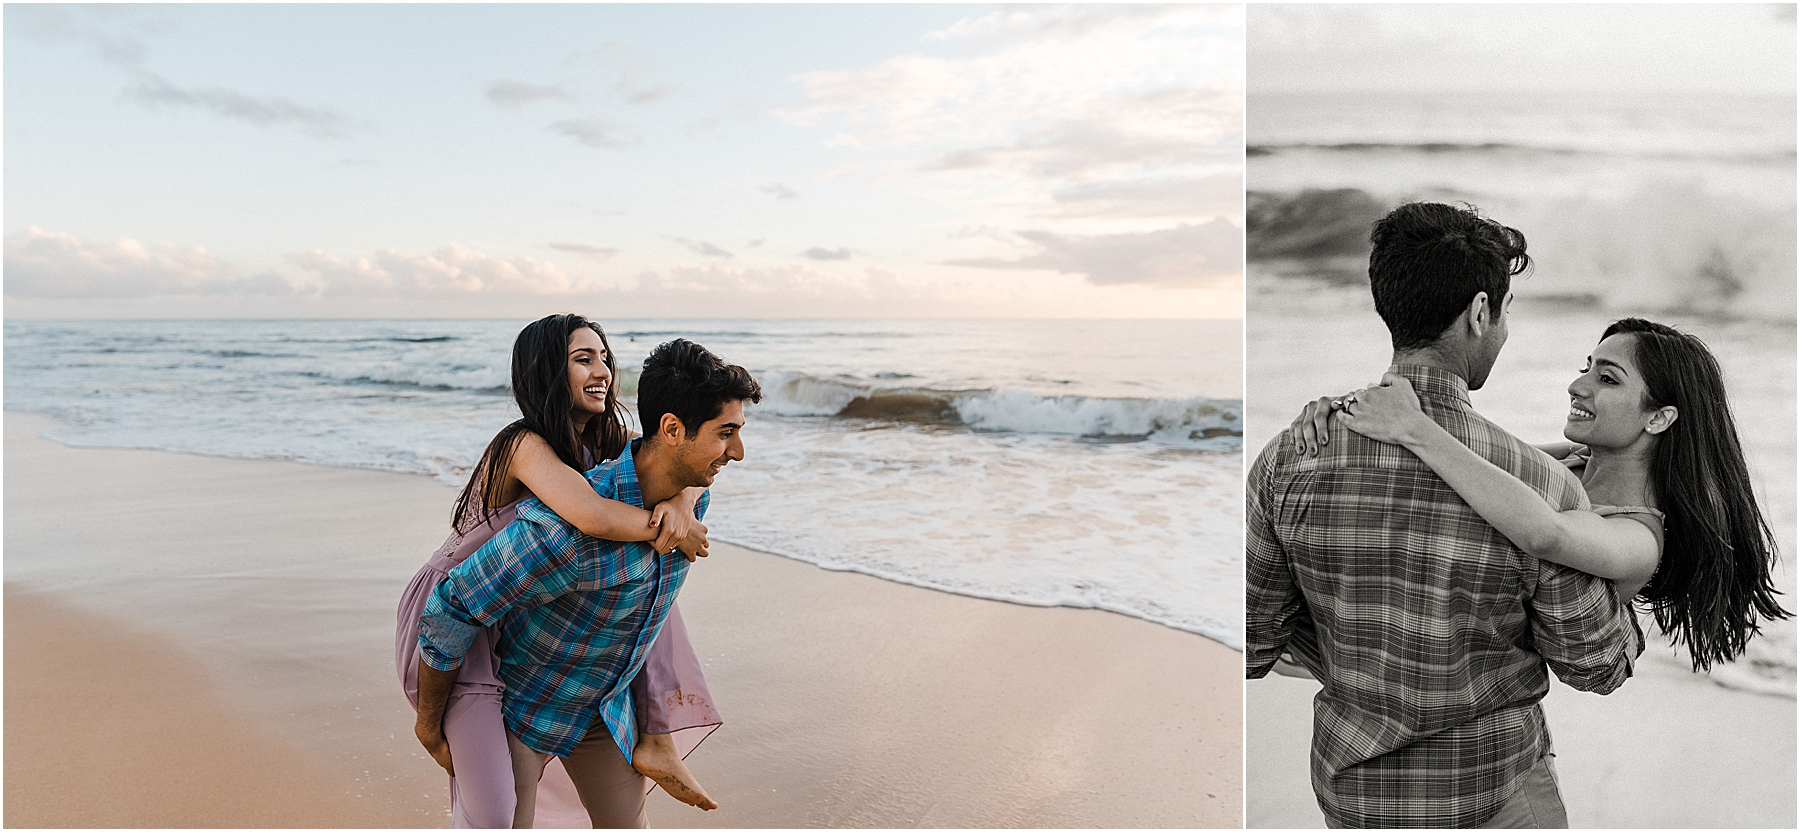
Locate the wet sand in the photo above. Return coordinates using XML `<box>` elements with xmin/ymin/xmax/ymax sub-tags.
<box><xmin>4</xmin><ymin>411</ymin><xmax>1242</xmax><ymax>827</ymax></box>
<box><xmin>5</xmin><ymin>589</ymin><xmax>422</xmax><ymax>828</ymax></box>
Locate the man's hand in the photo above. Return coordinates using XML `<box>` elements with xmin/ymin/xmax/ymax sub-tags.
<box><xmin>415</xmin><ymin>716</ymin><xmax>455</xmax><ymax>777</ymax></box>
<box><xmin>415</xmin><ymin>659</ymin><xmax>461</xmax><ymax>776</ymax></box>
<box><xmin>650</xmin><ymin>489</ymin><xmax>710</xmax><ymax>562</ymax></box>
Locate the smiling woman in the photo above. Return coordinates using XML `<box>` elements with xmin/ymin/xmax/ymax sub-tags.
<box><xmin>1246</xmin><ymin>4</ymin><xmax>1796</xmax><ymax>827</ymax></box>
<box><xmin>3</xmin><ymin>2</ymin><xmax>1245</xmax><ymax>827</ymax></box>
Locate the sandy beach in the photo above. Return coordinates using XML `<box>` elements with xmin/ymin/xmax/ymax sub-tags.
<box><xmin>1248</xmin><ymin>650</ymin><xmax>1796</xmax><ymax>828</ymax></box>
<box><xmin>4</xmin><ymin>411</ymin><xmax>1242</xmax><ymax>827</ymax></box>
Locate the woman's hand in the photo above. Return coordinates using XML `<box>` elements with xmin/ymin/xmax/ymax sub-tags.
<box><xmin>1339</xmin><ymin>373</ymin><xmax>1434</xmax><ymax>447</ymax></box>
<box><xmin>651</xmin><ymin>489</ymin><xmax>710</xmax><ymax>562</ymax></box>
<box><xmin>1289</xmin><ymin>395</ymin><xmax>1348</xmax><ymax>457</ymax></box>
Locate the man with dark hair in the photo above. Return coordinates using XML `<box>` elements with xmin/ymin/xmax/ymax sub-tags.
<box><xmin>1246</xmin><ymin>203</ymin><xmax>1642</xmax><ymax>828</ymax></box>
<box><xmin>415</xmin><ymin>338</ymin><xmax>761</xmax><ymax>828</ymax></box>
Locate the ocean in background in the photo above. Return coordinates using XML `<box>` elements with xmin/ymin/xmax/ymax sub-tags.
<box><xmin>1248</xmin><ymin>90</ymin><xmax>1797</xmax><ymax>695</ymax></box>
<box><xmin>1249</xmin><ymin>92</ymin><xmax>1797</xmax><ymax>320</ymax></box>
<box><xmin>4</xmin><ymin>318</ymin><xmax>1244</xmax><ymax>648</ymax></box>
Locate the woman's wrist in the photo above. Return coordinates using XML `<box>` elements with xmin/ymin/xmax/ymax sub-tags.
<box><xmin>1398</xmin><ymin>413</ymin><xmax>1442</xmax><ymax>449</ymax></box>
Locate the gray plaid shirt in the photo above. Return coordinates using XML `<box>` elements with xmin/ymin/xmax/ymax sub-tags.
<box><xmin>1246</xmin><ymin>364</ymin><xmax>1642</xmax><ymax>828</ymax></box>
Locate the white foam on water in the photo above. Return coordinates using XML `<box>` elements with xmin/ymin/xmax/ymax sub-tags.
<box><xmin>6</xmin><ymin>318</ymin><xmax>1246</xmax><ymax>649</ymax></box>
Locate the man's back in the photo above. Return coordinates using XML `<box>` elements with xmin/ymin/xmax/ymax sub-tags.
<box><xmin>1246</xmin><ymin>365</ymin><xmax>1643</xmax><ymax>827</ymax></box>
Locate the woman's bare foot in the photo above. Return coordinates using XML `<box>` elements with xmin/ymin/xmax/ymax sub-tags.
<box><xmin>632</xmin><ymin>732</ymin><xmax>718</xmax><ymax>811</ymax></box>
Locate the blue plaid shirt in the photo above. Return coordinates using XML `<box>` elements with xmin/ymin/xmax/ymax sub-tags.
<box><xmin>418</xmin><ymin>438</ymin><xmax>707</xmax><ymax>759</ymax></box>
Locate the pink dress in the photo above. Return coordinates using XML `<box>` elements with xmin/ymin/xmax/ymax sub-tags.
<box><xmin>396</xmin><ymin>473</ymin><xmax>722</xmax><ymax>828</ymax></box>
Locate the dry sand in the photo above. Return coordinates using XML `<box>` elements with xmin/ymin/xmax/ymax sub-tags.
<box><xmin>4</xmin><ymin>411</ymin><xmax>1241</xmax><ymax>827</ymax></box>
<box><xmin>1248</xmin><ymin>652</ymin><xmax>1796</xmax><ymax>827</ymax></box>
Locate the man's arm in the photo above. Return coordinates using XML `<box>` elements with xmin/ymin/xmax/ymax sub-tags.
<box><xmin>1528</xmin><ymin>559</ymin><xmax>1643</xmax><ymax>692</ymax></box>
<box><xmin>409</xmin><ymin>515</ymin><xmax>590</xmax><ymax>769</ymax></box>
<box><xmin>1246</xmin><ymin>435</ymin><xmax>1313</xmax><ymax>678</ymax></box>
<box><xmin>414</xmin><ymin>661</ymin><xmax>460</xmax><ymax>775</ymax></box>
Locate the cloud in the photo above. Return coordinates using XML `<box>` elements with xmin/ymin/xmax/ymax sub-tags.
<box><xmin>287</xmin><ymin>244</ymin><xmax>596</xmax><ymax>295</ymax></box>
<box><xmin>548</xmin><ymin>242</ymin><xmax>619</xmax><ymax>261</ymax></box>
<box><xmin>946</xmin><ymin>219</ymin><xmax>1241</xmax><ymax>288</ymax></box>
<box><xmin>121</xmin><ymin>71</ymin><xmax>364</xmax><ymax>138</ymax></box>
<box><xmin>624</xmin><ymin>83</ymin><xmax>675</xmax><ymax>105</ymax></box>
<box><xmin>550</xmin><ymin>118</ymin><xmax>638</xmax><ymax>148</ymax></box>
<box><xmin>486</xmin><ymin>79</ymin><xmax>571</xmax><ymax>109</ymax></box>
<box><xmin>918</xmin><ymin>88</ymin><xmax>1241</xmax><ymax>179</ymax></box>
<box><xmin>639</xmin><ymin>264</ymin><xmax>843</xmax><ymax>296</ymax></box>
<box><xmin>4</xmin><ymin>226</ymin><xmax>295</xmax><ymax>297</ymax></box>
<box><xmin>6</xmin><ymin>229</ymin><xmax>605</xmax><ymax>300</ymax></box>
<box><xmin>673</xmin><ymin>238</ymin><xmax>733</xmax><ymax>258</ymax></box>
<box><xmin>802</xmin><ymin>247</ymin><xmax>852</xmax><ymax>261</ymax></box>
<box><xmin>778</xmin><ymin>4</ymin><xmax>1243</xmax><ymax>236</ymax></box>
<box><xmin>6</xmin><ymin>4</ymin><xmax>171</xmax><ymax>68</ymax></box>
<box><xmin>561</xmin><ymin>42</ymin><xmax>677</xmax><ymax>105</ymax></box>
<box><xmin>761</xmin><ymin>183</ymin><xmax>800</xmax><ymax>200</ymax></box>
<box><xmin>924</xmin><ymin>4</ymin><xmax>1223</xmax><ymax>46</ymax></box>
<box><xmin>1047</xmin><ymin>172</ymin><xmax>1242</xmax><ymax>220</ymax></box>
<box><xmin>784</xmin><ymin>7</ymin><xmax>1239</xmax><ymax>153</ymax></box>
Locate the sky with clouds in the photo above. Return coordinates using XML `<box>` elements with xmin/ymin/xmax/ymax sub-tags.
<box><xmin>5</xmin><ymin>4</ymin><xmax>1244</xmax><ymax>319</ymax></box>
<box><xmin>1251</xmin><ymin>4</ymin><xmax>1795</xmax><ymax>95</ymax></box>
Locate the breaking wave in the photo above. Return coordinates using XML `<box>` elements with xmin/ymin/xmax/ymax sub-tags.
<box><xmin>757</xmin><ymin>371</ymin><xmax>1241</xmax><ymax>449</ymax></box>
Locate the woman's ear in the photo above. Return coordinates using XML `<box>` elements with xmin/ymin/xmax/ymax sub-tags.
<box><xmin>1645</xmin><ymin>405</ymin><xmax>1678</xmax><ymax>436</ymax></box>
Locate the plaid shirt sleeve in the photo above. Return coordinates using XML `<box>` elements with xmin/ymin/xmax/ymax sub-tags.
<box><xmin>416</xmin><ymin>480</ymin><xmax>711</xmax><ymax>673</ymax></box>
<box><xmin>1246</xmin><ymin>433</ymin><xmax>1310</xmax><ymax>678</ymax></box>
<box><xmin>418</xmin><ymin>512</ymin><xmax>588</xmax><ymax>671</ymax></box>
<box><xmin>1528</xmin><ymin>562</ymin><xmax>1642</xmax><ymax>692</ymax></box>
<box><xmin>1525</xmin><ymin>473</ymin><xmax>1644</xmax><ymax>692</ymax></box>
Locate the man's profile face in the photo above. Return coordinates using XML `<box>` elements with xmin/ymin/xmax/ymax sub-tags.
<box><xmin>670</xmin><ymin>399</ymin><xmax>747</xmax><ymax>488</ymax></box>
<box><xmin>1466</xmin><ymin>290</ymin><xmax>1513</xmax><ymax>390</ymax></box>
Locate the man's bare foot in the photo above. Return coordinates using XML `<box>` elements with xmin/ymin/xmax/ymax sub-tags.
<box><xmin>633</xmin><ymin>732</ymin><xmax>718</xmax><ymax>810</ymax></box>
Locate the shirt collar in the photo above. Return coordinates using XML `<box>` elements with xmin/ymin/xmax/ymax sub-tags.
<box><xmin>591</xmin><ymin>437</ymin><xmax>645</xmax><ymax>510</ymax></box>
<box><xmin>1387</xmin><ymin>364</ymin><xmax>1472</xmax><ymax>408</ymax></box>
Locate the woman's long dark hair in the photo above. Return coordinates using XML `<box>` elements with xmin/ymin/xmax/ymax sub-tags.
<box><xmin>1608</xmin><ymin>318</ymin><xmax>1790</xmax><ymax>670</ymax></box>
<box><xmin>451</xmin><ymin>314</ymin><xmax>630</xmax><ymax>533</ymax></box>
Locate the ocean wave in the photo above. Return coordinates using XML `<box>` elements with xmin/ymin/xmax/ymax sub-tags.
<box><xmin>756</xmin><ymin>371</ymin><xmax>1241</xmax><ymax>447</ymax></box>
<box><xmin>307</xmin><ymin>363</ymin><xmax>510</xmax><ymax>392</ymax></box>
<box><xmin>612</xmin><ymin>329</ymin><xmax>918</xmax><ymax>341</ymax></box>
<box><xmin>1249</xmin><ymin>185</ymin><xmax>1797</xmax><ymax>321</ymax></box>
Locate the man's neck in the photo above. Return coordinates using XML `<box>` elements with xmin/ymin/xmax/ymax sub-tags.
<box><xmin>632</xmin><ymin>441</ymin><xmax>684</xmax><ymax>507</ymax></box>
<box><xmin>1390</xmin><ymin>346</ymin><xmax>1469</xmax><ymax>384</ymax></box>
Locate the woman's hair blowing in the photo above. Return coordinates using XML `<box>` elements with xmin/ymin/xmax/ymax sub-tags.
<box><xmin>1608</xmin><ymin>317</ymin><xmax>1789</xmax><ymax>670</ymax></box>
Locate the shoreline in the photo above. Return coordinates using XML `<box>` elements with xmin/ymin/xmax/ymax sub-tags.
<box><xmin>710</xmin><ymin>533</ymin><xmax>1243</xmax><ymax>650</ymax></box>
<box><xmin>4</xmin><ymin>410</ymin><xmax>1243</xmax><ymax>827</ymax></box>
<box><xmin>21</xmin><ymin>408</ymin><xmax>1244</xmax><ymax>653</ymax></box>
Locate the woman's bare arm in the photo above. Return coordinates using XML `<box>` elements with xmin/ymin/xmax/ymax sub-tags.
<box><xmin>507</xmin><ymin>433</ymin><xmax>707</xmax><ymax>557</ymax></box>
<box><xmin>1531</xmin><ymin>440</ymin><xmax>1586</xmax><ymax>460</ymax></box>
<box><xmin>1342</xmin><ymin>374</ymin><xmax>1659</xmax><ymax>589</ymax></box>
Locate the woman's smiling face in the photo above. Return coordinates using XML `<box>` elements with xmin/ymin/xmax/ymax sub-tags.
<box><xmin>566</xmin><ymin>326</ymin><xmax>614</xmax><ymax>421</ymax></box>
<box><xmin>1564</xmin><ymin>333</ymin><xmax>1663</xmax><ymax>449</ymax></box>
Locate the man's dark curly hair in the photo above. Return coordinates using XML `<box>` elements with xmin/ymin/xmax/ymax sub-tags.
<box><xmin>637</xmin><ymin>338</ymin><xmax>762</xmax><ymax>437</ymax></box>
<box><xmin>1369</xmin><ymin>202</ymin><xmax>1531</xmax><ymax>350</ymax></box>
